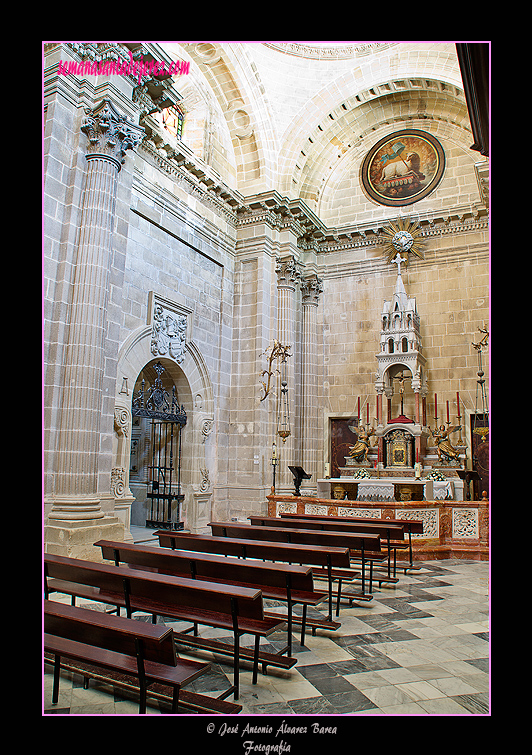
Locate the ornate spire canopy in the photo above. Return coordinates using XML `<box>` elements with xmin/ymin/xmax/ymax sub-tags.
<box><xmin>381</xmin><ymin>218</ymin><xmax>425</xmax><ymax>266</ymax></box>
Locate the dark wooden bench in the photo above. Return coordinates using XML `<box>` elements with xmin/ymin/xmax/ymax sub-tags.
<box><xmin>156</xmin><ymin>531</ymin><xmax>351</xmax><ymax>627</ymax></box>
<box><xmin>280</xmin><ymin>512</ymin><xmax>424</xmax><ymax>572</ymax></box>
<box><xmin>44</xmin><ymin>553</ymin><xmax>288</xmax><ymax>700</ymax></box>
<box><xmin>208</xmin><ymin>522</ymin><xmax>384</xmax><ymax>607</ymax></box>
<box><xmin>95</xmin><ymin>539</ymin><xmax>328</xmax><ymax>657</ymax></box>
<box><xmin>44</xmin><ymin>599</ymin><xmax>211</xmax><ymax>714</ymax></box>
<box><xmin>252</xmin><ymin>515</ymin><xmax>404</xmax><ymax>586</ymax></box>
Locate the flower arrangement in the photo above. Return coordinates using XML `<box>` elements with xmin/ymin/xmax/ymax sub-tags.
<box><xmin>352</xmin><ymin>468</ymin><xmax>371</xmax><ymax>479</ymax></box>
<box><xmin>424</xmin><ymin>470</ymin><xmax>446</xmax><ymax>481</ymax></box>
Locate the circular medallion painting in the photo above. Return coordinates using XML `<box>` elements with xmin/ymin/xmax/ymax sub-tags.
<box><xmin>361</xmin><ymin>130</ymin><xmax>445</xmax><ymax>207</ymax></box>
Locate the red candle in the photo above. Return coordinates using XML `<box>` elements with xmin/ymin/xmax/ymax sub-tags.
<box><xmin>434</xmin><ymin>393</ymin><xmax>438</xmax><ymax>419</ymax></box>
<box><xmin>358</xmin><ymin>397</ymin><xmax>360</xmax><ymax>420</ymax></box>
<box><xmin>367</xmin><ymin>403</ymin><xmax>370</xmax><ymax>424</ymax></box>
<box><xmin>447</xmin><ymin>401</ymin><xmax>450</xmax><ymax>422</ymax></box>
<box><xmin>456</xmin><ymin>391</ymin><xmax>461</xmax><ymax>417</ymax></box>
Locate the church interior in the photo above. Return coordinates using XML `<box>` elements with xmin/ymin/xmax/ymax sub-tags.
<box><xmin>43</xmin><ymin>41</ymin><xmax>490</xmax><ymax>717</ymax></box>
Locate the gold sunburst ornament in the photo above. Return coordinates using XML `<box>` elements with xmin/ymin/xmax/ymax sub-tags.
<box><xmin>381</xmin><ymin>218</ymin><xmax>425</xmax><ymax>265</ymax></box>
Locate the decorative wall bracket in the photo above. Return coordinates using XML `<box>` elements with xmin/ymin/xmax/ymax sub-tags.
<box><xmin>259</xmin><ymin>340</ymin><xmax>292</xmax><ymax>402</ymax></box>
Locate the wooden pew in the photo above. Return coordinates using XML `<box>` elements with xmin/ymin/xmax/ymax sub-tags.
<box><xmin>156</xmin><ymin>531</ymin><xmax>351</xmax><ymax>629</ymax></box>
<box><xmin>44</xmin><ymin>553</ymin><xmax>288</xmax><ymax>700</ymax></box>
<box><xmin>251</xmin><ymin>515</ymin><xmax>404</xmax><ymax>585</ymax></box>
<box><xmin>95</xmin><ymin>539</ymin><xmax>328</xmax><ymax>657</ymax></box>
<box><xmin>44</xmin><ymin>599</ymin><xmax>210</xmax><ymax>714</ymax></box>
<box><xmin>280</xmin><ymin>512</ymin><xmax>424</xmax><ymax>572</ymax></box>
<box><xmin>208</xmin><ymin>522</ymin><xmax>384</xmax><ymax>606</ymax></box>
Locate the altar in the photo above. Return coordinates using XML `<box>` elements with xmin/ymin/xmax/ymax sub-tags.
<box><xmin>317</xmin><ymin>477</ymin><xmax>433</xmax><ymax>502</ymax></box>
<box><xmin>266</xmin><ymin>492</ymin><xmax>489</xmax><ymax>562</ymax></box>
<box><xmin>317</xmin><ymin>475</ymin><xmax>463</xmax><ymax>502</ymax></box>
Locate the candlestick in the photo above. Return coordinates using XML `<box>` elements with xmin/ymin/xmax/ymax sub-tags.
<box><xmin>434</xmin><ymin>393</ymin><xmax>438</xmax><ymax>421</ymax></box>
<box><xmin>358</xmin><ymin>397</ymin><xmax>360</xmax><ymax>420</ymax></box>
<box><xmin>456</xmin><ymin>391</ymin><xmax>463</xmax><ymax>444</ymax></box>
<box><xmin>367</xmin><ymin>402</ymin><xmax>369</xmax><ymax>424</ymax></box>
<box><xmin>447</xmin><ymin>401</ymin><xmax>450</xmax><ymax>423</ymax></box>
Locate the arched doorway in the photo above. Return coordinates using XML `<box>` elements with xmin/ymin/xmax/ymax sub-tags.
<box><xmin>130</xmin><ymin>359</ymin><xmax>189</xmax><ymax>530</ymax></box>
<box><xmin>113</xmin><ymin>324</ymin><xmax>215</xmax><ymax>535</ymax></box>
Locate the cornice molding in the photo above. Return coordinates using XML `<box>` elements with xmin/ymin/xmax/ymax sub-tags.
<box><xmin>263</xmin><ymin>42</ymin><xmax>396</xmax><ymax>60</ymax></box>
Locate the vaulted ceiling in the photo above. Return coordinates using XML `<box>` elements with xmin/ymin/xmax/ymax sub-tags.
<box><xmin>163</xmin><ymin>44</ymin><xmax>479</xmax><ymax>204</ymax></box>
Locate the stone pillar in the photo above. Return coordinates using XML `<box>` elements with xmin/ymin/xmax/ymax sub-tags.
<box><xmin>300</xmin><ymin>275</ymin><xmax>322</xmax><ymax>490</ymax></box>
<box><xmin>45</xmin><ymin>100</ymin><xmax>144</xmax><ymax>559</ymax></box>
<box><xmin>275</xmin><ymin>256</ymin><xmax>300</xmax><ymax>489</ymax></box>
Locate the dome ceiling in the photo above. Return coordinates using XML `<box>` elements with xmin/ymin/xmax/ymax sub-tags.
<box><xmin>162</xmin><ymin>42</ymin><xmax>476</xmax><ymax>221</ymax></box>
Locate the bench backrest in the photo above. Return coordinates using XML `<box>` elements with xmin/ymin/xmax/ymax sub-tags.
<box><xmin>209</xmin><ymin>521</ymin><xmax>381</xmax><ymax>552</ymax></box>
<box><xmin>155</xmin><ymin>531</ymin><xmax>351</xmax><ymax>568</ymax></box>
<box><xmin>44</xmin><ymin>599</ymin><xmax>177</xmax><ymax>666</ymax></box>
<box><xmin>279</xmin><ymin>512</ymin><xmax>424</xmax><ymax>534</ymax></box>
<box><xmin>250</xmin><ymin>515</ymin><xmax>406</xmax><ymax>539</ymax></box>
<box><xmin>44</xmin><ymin>554</ymin><xmax>264</xmax><ymax>621</ymax></box>
<box><xmin>95</xmin><ymin>540</ymin><xmax>314</xmax><ymax>593</ymax></box>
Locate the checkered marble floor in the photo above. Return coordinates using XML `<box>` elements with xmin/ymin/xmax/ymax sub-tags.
<box><xmin>43</xmin><ymin>552</ymin><xmax>489</xmax><ymax>716</ymax></box>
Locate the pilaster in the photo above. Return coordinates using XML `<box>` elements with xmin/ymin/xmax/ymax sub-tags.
<box><xmin>300</xmin><ymin>275</ymin><xmax>323</xmax><ymax>489</ymax></box>
<box><xmin>45</xmin><ymin>100</ymin><xmax>144</xmax><ymax>557</ymax></box>
<box><xmin>275</xmin><ymin>256</ymin><xmax>300</xmax><ymax>489</ymax></box>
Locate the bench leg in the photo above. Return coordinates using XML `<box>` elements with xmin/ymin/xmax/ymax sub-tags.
<box><xmin>52</xmin><ymin>655</ymin><xmax>61</xmax><ymax>704</ymax></box>
<box><xmin>252</xmin><ymin>635</ymin><xmax>260</xmax><ymax>684</ymax></box>
<box><xmin>172</xmin><ymin>687</ymin><xmax>180</xmax><ymax>714</ymax></box>
<box><xmin>139</xmin><ymin>688</ymin><xmax>147</xmax><ymax>714</ymax></box>
<box><xmin>327</xmin><ymin>558</ymin><xmax>333</xmax><ymax>621</ymax></box>
<box><xmin>336</xmin><ymin>579</ymin><xmax>343</xmax><ymax>617</ymax></box>
<box><xmin>233</xmin><ymin>632</ymin><xmax>240</xmax><ymax>700</ymax></box>
<box><xmin>300</xmin><ymin>604</ymin><xmax>307</xmax><ymax>647</ymax></box>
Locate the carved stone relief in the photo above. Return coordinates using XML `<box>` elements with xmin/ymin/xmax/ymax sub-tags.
<box><xmin>397</xmin><ymin>508</ymin><xmax>439</xmax><ymax>538</ymax></box>
<box><xmin>452</xmin><ymin>508</ymin><xmax>479</xmax><ymax>539</ymax></box>
<box><xmin>151</xmin><ymin>303</ymin><xmax>188</xmax><ymax>362</ymax></box>
<box><xmin>276</xmin><ymin>501</ymin><xmax>298</xmax><ymax>515</ymax></box>
<box><xmin>338</xmin><ymin>507</ymin><xmax>381</xmax><ymax>518</ymax></box>
<box><xmin>304</xmin><ymin>504</ymin><xmax>329</xmax><ymax>516</ymax></box>
<box><xmin>110</xmin><ymin>467</ymin><xmax>126</xmax><ymax>498</ymax></box>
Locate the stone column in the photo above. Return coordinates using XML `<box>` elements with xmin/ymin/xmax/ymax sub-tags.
<box><xmin>275</xmin><ymin>257</ymin><xmax>300</xmax><ymax>489</ymax></box>
<box><xmin>300</xmin><ymin>275</ymin><xmax>322</xmax><ymax>489</ymax></box>
<box><xmin>46</xmin><ymin>100</ymin><xmax>144</xmax><ymax>558</ymax></box>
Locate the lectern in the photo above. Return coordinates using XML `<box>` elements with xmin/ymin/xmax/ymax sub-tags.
<box><xmin>288</xmin><ymin>466</ymin><xmax>311</xmax><ymax>496</ymax></box>
<box><xmin>456</xmin><ymin>469</ymin><xmax>480</xmax><ymax>501</ymax></box>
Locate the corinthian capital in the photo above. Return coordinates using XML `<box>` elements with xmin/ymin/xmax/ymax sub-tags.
<box><xmin>301</xmin><ymin>274</ymin><xmax>323</xmax><ymax>304</ymax></box>
<box><xmin>81</xmin><ymin>99</ymin><xmax>145</xmax><ymax>169</ymax></box>
<box><xmin>275</xmin><ymin>256</ymin><xmax>302</xmax><ymax>287</ymax></box>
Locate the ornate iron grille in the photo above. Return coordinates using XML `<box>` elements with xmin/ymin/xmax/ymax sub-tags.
<box><xmin>131</xmin><ymin>362</ymin><xmax>187</xmax><ymax>530</ymax></box>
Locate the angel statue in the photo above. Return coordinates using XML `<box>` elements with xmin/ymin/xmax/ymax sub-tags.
<box><xmin>431</xmin><ymin>424</ymin><xmax>462</xmax><ymax>464</ymax></box>
<box><xmin>348</xmin><ymin>425</ymin><xmax>376</xmax><ymax>463</ymax></box>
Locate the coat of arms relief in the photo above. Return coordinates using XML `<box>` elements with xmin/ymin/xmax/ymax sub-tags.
<box><xmin>150</xmin><ymin>302</ymin><xmax>188</xmax><ymax>363</ymax></box>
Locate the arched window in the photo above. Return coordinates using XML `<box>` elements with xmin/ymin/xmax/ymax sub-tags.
<box><xmin>388</xmin><ymin>338</ymin><xmax>395</xmax><ymax>353</ymax></box>
<box><xmin>159</xmin><ymin>105</ymin><xmax>184</xmax><ymax>141</ymax></box>
<box><xmin>402</xmin><ymin>337</ymin><xmax>408</xmax><ymax>352</ymax></box>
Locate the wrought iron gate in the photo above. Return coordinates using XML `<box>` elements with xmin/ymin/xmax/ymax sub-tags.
<box><xmin>131</xmin><ymin>362</ymin><xmax>187</xmax><ymax>530</ymax></box>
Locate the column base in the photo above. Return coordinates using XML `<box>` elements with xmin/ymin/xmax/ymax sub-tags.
<box><xmin>44</xmin><ymin>516</ymin><xmax>126</xmax><ymax>562</ymax></box>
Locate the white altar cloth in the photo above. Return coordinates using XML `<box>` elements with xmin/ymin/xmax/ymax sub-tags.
<box><xmin>433</xmin><ymin>480</ymin><xmax>454</xmax><ymax>500</ymax></box>
<box><xmin>356</xmin><ymin>480</ymin><xmax>395</xmax><ymax>501</ymax></box>
<box><xmin>317</xmin><ymin>477</ymin><xmax>434</xmax><ymax>501</ymax></box>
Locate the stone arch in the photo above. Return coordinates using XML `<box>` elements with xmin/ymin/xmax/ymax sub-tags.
<box><xmin>112</xmin><ymin>325</ymin><xmax>215</xmax><ymax>533</ymax></box>
<box><xmin>181</xmin><ymin>42</ymin><xmax>276</xmax><ymax>192</ymax></box>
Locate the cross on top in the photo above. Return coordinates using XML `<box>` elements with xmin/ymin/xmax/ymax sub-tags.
<box><xmin>392</xmin><ymin>252</ymin><xmax>406</xmax><ymax>276</ymax></box>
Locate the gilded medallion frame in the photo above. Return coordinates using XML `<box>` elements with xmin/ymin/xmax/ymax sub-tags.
<box><xmin>361</xmin><ymin>129</ymin><xmax>445</xmax><ymax>207</ymax></box>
